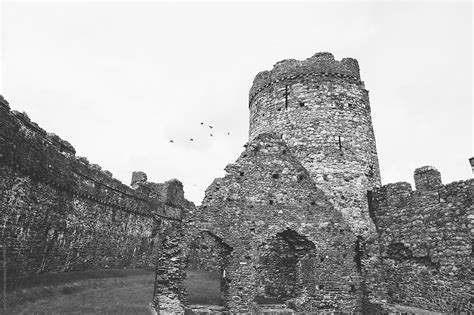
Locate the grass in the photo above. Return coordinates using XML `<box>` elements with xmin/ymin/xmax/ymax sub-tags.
<box><xmin>184</xmin><ymin>269</ymin><xmax>220</xmax><ymax>305</ymax></box>
<box><xmin>3</xmin><ymin>269</ymin><xmax>221</xmax><ymax>314</ymax></box>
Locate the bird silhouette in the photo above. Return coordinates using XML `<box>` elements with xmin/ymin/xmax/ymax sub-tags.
<box><xmin>209</xmin><ymin>126</ymin><xmax>213</xmax><ymax>129</ymax></box>
<box><xmin>200</xmin><ymin>122</ymin><xmax>203</xmax><ymax>125</ymax></box>
<box><xmin>210</xmin><ymin>133</ymin><xmax>213</xmax><ymax>137</ymax></box>
<box><xmin>169</xmin><ymin>140</ymin><xmax>174</xmax><ymax>143</ymax></box>
<box><xmin>227</xmin><ymin>132</ymin><xmax>230</xmax><ymax>135</ymax></box>
<box><xmin>190</xmin><ymin>138</ymin><xmax>194</xmax><ymax>141</ymax></box>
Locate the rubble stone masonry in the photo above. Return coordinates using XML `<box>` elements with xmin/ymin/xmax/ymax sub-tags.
<box><xmin>0</xmin><ymin>96</ymin><xmax>192</xmax><ymax>295</ymax></box>
<box><xmin>184</xmin><ymin>133</ymin><xmax>365</xmax><ymax>312</ymax></box>
<box><xmin>249</xmin><ymin>52</ymin><xmax>381</xmax><ymax>237</ymax></box>
<box><xmin>1</xmin><ymin>50</ymin><xmax>472</xmax><ymax>314</ymax></box>
<box><xmin>367</xmin><ymin>167</ymin><xmax>473</xmax><ymax>312</ymax></box>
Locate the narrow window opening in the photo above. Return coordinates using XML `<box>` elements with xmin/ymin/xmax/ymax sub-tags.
<box><xmin>272</xmin><ymin>173</ymin><xmax>280</xmax><ymax>179</ymax></box>
<box><xmin>354</xmin><ymin>236</ymin><xmax>363</xmax><ymax>272</ymax></box>
<box><xmin>277</xmin><ymin>108</ymin><xmax>282</xmax><ymax>111</ymax></box>
<box><xmin>338</xmin><ymin>136</ymin><xmax>342</xmax><ymax>150</ymax></box>
<box><xmin>310</xmin><ymin>201</ymin><xmax>316</xmax><ymax>206</ymax></box>
<box><xmin>299</xmin><ymin>101</ymin><xmax>305</xmax><ymax>107</ymax></box>
<box><xmin>318</xmin><ymin>285</ymin><xmax>324</xmax><ymax>290</ymax></box>
<box><xmin>367</xmin><ymin>191</ymin><xmax>376</xmax><ymax>222</ymax></box>
<box><xmin>284</xmin><ymin>85</ymin><xmax>289</xmax><ymax>110</ymax></box>
<box><xmin>239</xmin><ymin>171</ymin><xmax>244</xmax><ymax>177</ymax></box>
<box><xmin>368</xmin><ymin>165</ymin><xmax>374</xmax><ymax>178</ymax></box>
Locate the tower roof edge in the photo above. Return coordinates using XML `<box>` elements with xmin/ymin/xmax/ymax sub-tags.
<box><xmin>249</xmin><ymin>52</ymin><xmax>361</xmax><ymax>101</ymax></box>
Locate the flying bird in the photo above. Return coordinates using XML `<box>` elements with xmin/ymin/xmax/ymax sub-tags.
<box><xmin>227</xmin><ymin>132</ymin><xmax>230</xmax><ymax>135</ymax></box>
<box><xmin>169</xmin><ymin>140</ymin><xmax>174</xmax><ymax>143</ymax></box>
<box><xmin>190</xmin><ymin>138</ymin><xmax>194</xmax><ymax>141</ymax></box>
<box><xmin>209</xmin><ymin>125</ymin><xmax>213</xmax><ymax>129</ymax></box>
<box><xmin>210</xmin><ymin>133</ymin><xmax>213</xmax><ymax>137</ymax></box>
<box><xmin>200</xmin><ymin>122</ymin><xmax>203</xmax><ymax>125</ymax></box>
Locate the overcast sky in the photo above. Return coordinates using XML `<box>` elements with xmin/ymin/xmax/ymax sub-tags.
<box><xmin>1</xmin><ymin>1</ymin><xmax>472</xmax><ymax>204</ymax></box>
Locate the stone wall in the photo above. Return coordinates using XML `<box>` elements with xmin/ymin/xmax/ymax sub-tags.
<box><xmin>367</xmin><ymin>166</ymin><xmax>473</xmax><ymax>312</ymax></box>
<box><xmin>181</xmin><ymin>133</ymin><xmax>363</xmax><ymax>313</ymax></box>
<box><xmin>248</xmin><ymin>52</ymin><xmax>381</xmax><ymax>237</ymax></box>
<box><xmin>0</xmin><ymin>97</ymin><xmax>188</xmax><ymax>294</ymax></box>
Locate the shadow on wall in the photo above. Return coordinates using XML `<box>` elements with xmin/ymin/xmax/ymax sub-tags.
<box><xmin>255</xmin><ymin>229</ymin><xmax>316</xmax><ymax>304</ymax></box>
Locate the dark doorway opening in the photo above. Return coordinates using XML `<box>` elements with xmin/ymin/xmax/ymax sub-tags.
<box><xmin>185</xmin><ymin>231</ymin><xmax>232</xmax><ymax>306</ymax></box>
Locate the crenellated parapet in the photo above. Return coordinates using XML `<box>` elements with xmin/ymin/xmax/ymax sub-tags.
<box><xmin>249</xmin><ymin>52</ymin><xmax>363</xmax><ymax>104</ymax></box>
<box><xmin>413</xmin><ymin>165</ymin><xmax>442</xmax><ymax>191</ymax></box>
<box><xmin>0</xmin><ymin>96</ymin><xmax>183</xmax><ymax>220</ymax></box>
<box><xmin>131</xmin><ymin>171</ymin><xmax>195</xmax><ymax>210</ymax></box>
<box><xmin>367</xmin><ymin>166</ymin><xmax>473</xmax><ymax>312</ymax></box>
<box><xmin>10</xmin><ymin>109</ymin><xmax>76</xmax><ymax>156</ymax></box>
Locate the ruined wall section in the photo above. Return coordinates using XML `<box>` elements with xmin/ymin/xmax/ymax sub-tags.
<box><xmin>248</xmin><ymin>52</ymin><xmax>381</xmax><ymax>237</ymax></box>
<box><xmin>368</xmin><ymin>166</ymin><xmax>473</xmax><ymax>312</ymax></box>
<box><xmin>0</xmin><ymin>97</ymin><xmax>185</xmax><ymax>286</ymax></box>
<box><xmin>184</xmin><ymin>133</ymin><xmax>364</xmax><ymax>313</ymax></box>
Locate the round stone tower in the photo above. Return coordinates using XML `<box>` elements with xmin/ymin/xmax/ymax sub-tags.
<box><xmin>248</xmin><ymin>52</ymin><xmax>381</xmax><ymax>236</ymax></box>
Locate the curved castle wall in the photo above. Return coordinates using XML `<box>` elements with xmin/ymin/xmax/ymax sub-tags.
<box><xmin>248</xmin><ymin>52</ymin><xmax>381</xmax><ymax>236</ymax></box>
<box><xmin>0</xmin><ymin>97</ymin><xmax>189</xmax><ymax>298</ymax></box>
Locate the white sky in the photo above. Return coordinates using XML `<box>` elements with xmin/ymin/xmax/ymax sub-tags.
<box><xmin>1</xmin><ymin>1</ymin><xmax>472</xmax><ymax>204</ymax></box>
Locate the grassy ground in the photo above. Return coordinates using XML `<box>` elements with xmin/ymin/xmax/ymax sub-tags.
<box><xmin>4</xmin><ymin>269</ymin><xmax>220</xmax><ymax>314</ymax></box>
<box><xmin>184</xmin><ymin>270</ymin><xmax>220</xmax><ymax>305</ymax></box>
<box><xmin>3</xmin><ymin>270</ymin><xmax>441</xmax><ymax>314</ymax></box>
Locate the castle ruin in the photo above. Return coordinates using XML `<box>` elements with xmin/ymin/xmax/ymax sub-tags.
<box><xmin>0</xmin><ymin>52</ymin><xmax>472</xmax><ymax>313</ymax></box>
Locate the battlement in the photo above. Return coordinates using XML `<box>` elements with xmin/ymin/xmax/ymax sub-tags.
<box><xmin>131</xmin><ymin>170</ymin><xmax>148</xmax><ymax>187</ymax></box>
<box><xmin>11</xmin><ymin>109</ymin><xmax>76</xmax><ymax>155</ymax></box>
<box><xmin>249</xmin><ymin>52</ymin><xmax>362</xmax><ymax>102</ymax></box>
<box><xmin>367</xmin><ymin>167</ymin><xmax>472</xmax><ymax>311</ymax></box>
<box><xmin>0</xmin><ymin>96</ymin><xmax>184</xmax><ymax>219</ymax></box>
<box><xmin>370</xmin><ymin>166</ymin><xmax>471</xmax><ymax>210</ymax></box>
<box><xmin>413</xmin><ymin>165</ymin><xmax>442</xmax><ymax>191</ymax></box>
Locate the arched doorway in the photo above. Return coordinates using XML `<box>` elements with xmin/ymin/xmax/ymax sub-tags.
<box><xmin>185</xmin><ymin>231</ymin><xmax>232</xmax><ymax>307</ymax></box>
<box><xmin>255</xmin><ymin>229</ymin><xmax>316</xmax><ymax>304</ymax></box>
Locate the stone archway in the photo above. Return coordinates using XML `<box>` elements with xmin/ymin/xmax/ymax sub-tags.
<box><xmin>255</xmin><ymin>229</ymin><xmax>316</xmax><ymax>305</ymax></box>
<box><xmin>185</xmin><ymin>231</ymin><xmax>233</xmax><ymax>308</ymax></box>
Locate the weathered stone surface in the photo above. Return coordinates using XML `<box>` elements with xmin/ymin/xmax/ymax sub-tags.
<box><xmin>248</xmin><ymin>52</ymin><xmax>380</xmax><ymax>237</ymax></box>
<box><xmin>169</xmin><ymin>52</ymin><xmax>472</xmax><ymax>314</ymax></box>
<box><xmin>0</xmin><ymin>101</ymin><xmax>193</xmax><ymax>297</ymax></box>
<box><xmin>183</xmin><ymin>133</ymin><xmax>362</xmax><ymax>313</ymax></box>
<box><xmin>367</xmin><ymin>170</ymin><xmax>473</xmax><ymax>312</ymax></box>
<box><xmin>1</xmin><ymin>50</ymin><xmax>472</xmax><ymax>315</ymax></box>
